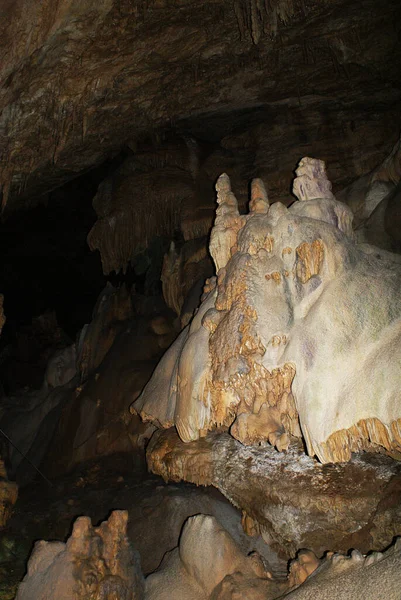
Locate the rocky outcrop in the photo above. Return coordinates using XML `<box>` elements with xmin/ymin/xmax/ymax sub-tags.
<box><xmin>156</xmin><ymin>517</ymin><xmax>401</xmax><ymax>600</ymax></box>
<box><xmin>147</xmin><ymin>428</ymin><xmax>401</xmax><ymax>557</ymax></box>
<box><xmin>133</xmin><ymin>159</ymin><xmax>401</xmax><ymax>463</ymax></box>
<box><xmin>0</xmin><ymin>370</ymin><xmax>77</xmax><ymax>485</ymax></box>
<box><xmin>16</xmin><ymin>510</ymin><xmax>144</xmax><ymax>600</ymax></box>
<box><xmin>87</xmin><ymin>159</ymin><xmax>194</xmax><ymax>275</ymax></box>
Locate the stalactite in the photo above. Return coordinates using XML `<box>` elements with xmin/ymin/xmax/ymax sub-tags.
<box><xmin>88</xmin><ymin>168</ymin><xmax>190</xmax><ymax>275</ymax></box>
<box><xmin>233</xmin><ymin>0</ymin><xmax>300</xmax><ymax>42</ymax></box>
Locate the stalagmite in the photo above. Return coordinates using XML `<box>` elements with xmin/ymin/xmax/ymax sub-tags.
<box><xmin>133</xmin><ymin>158</ymin><xmax>401</xmax><ymax>464</ymax></box>
<box><xmin>209</xmin><ymin>173</ymin><xmax>245</xmax><ymax>273</ymax></box>
<box><xmin>18</xmin><ymin>509</ymin><xmax>401</xmax><ymax>600</ymax></box>
<box><xmin>16</xmin><ymin>511</ymin><xmax>144</xmax><ymax>600</ymax></box>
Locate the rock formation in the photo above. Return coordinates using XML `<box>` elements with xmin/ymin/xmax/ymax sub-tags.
<box><xmin>88</xmin><ymin>162</ymin><xmax>194</xmax><ymax>275</ymax></box>
<box><xmin>133</xmin><ymin>158</ymin><xmax>401</xmax><ymax>464</ymax></box>
<box><xmin>147</xmin><ymin>428</ymin><xmax>401</xmax><ymax>557</ymax></box>
<box><xmin>1</xmin><ymin>0</ymin><xmax>400</xmax><ymax>214</ymax></box>
<box><xmin>76</xmin><ymin>283</ymin><xmax>133</xmax><ymax>382</ymax></box>
<box><xmin>16</xmin><ymin>510</ymin><xmax>401</xmax><ymax>600</ymax></box>
<box><xmin>44</xmin><ymin>290</ymin><xmax>178</xmax><ymax>475</ymax></box>
<box><xmin>145</xmin><ymin>514</ymin><xmax>285</xmax><ymax>600</ymax></box>
<box><xmin>16</xmin><ymin>510</ymin><xmax>144</xmax><ymax>600</ymax></box>
<box><xmin>161</xmin><ymin>239</ymin><xmax>214</xmax><ymax>327</ymax></box>
<box><xmin>0</xmin><ymin>364</ymin><xmax>77</xmax><ymax>485</ymax></box>
<box><xmin>338</xmin><ymin>134</ymin><xmax>401</xmax><ymax>252</ymax></box>
<box><xmin>282</xmin><ymin>539</ymin><xmax>401</xmax><ymax>600</ymax></box>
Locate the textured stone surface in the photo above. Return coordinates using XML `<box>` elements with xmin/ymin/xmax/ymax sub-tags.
<box><xmin>16</xmin><ymin>510</ymin><xmax>144</xmax><ymax>600</ymax></box>
<box><xmin>134</xmin><ymin>161</ymin><xmax>401</xmax><ymax>463</ymax></box>
<box><xmin>145</xmin><ymin>514</ymin><xmax>286</xmax><ymax>600</ymax></box>
<box><xmin>147</xmin><ymin>428</ymin><xmax>401</xmax><ymax>557</ymax></box>
<box><xmin>44</xmin><ymin>298</ymin><xmax>177</xmax><ymax>475</ymax></box>
<box><xmin>147</xmin><ymin>517</ymin><xmax>401</xmax><ymax>599</ymax></box>
<box><xmin>282</xmin><ymin>538</ymin><xmax>401</xmax><ymax>600</ymax></box>
<box><xmin>0</xmin><ymin>0</ymin><xmax>400</xmax><ymax>212</ymax></box>
<box><xmin>76</xmin><ymin>282</ymin><xmax>133</xmax><ymax>381</ymax></box>
<box><xmin>338</xmin><ymin>134</ymin><xmax>401</xmax><ymax>252</ymax></box>
<box><xmin>17</xmin><ymin>506</ymin><xmax>400</xmax><ymax>599</ymax></box>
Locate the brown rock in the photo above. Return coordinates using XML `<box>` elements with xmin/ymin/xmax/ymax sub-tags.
<box><xmin>147</xmin><ymin>428</ymin><xmax>401</xmax><ymax>557</ymax></box>
<box><xmin>0</xmin><ymin>0</ymin><xmax>400</xmax><ymax>213</ymax></box>
<box><xmin>0</xmin><ymin>471</ymin><xmax>18</xmax><ymax>528</ymax></box>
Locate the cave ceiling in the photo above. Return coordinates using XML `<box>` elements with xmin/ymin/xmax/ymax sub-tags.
<box><xmin>0</xmin><ymin>0</ymin><xmax>400</xmax><ymax>213</ymax></box>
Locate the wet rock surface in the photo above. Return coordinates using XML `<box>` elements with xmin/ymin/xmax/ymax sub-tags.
<box><xmin>148</xmin><ymin>428</ymin><xmax>401</xmax><ymax>557</ymax></box>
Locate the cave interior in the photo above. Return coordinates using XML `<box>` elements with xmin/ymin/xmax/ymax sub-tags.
<box><xmin>0</xmin><ymin>0</ymin><xmax>401</xmax><ymax>598</ymax></box>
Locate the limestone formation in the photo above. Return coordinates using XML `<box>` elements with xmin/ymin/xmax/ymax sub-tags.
<box><xmin>88</xmin><ymin>164</ymin><xmax>194</xmax><ymax>275</ymax></box>
<box><xmin>134</xmin><ymin>158</ymin><xmax>401</xmax><ymax>463</ymax></box>
<box><xmin>18</xmin><ymin>510</ymin><xmax>401</xmax><ymax>599</ymax></box>
<box><xmin>161</xmin><ymin>238</ymin><xmax>214</xmax><ymax>326</ymax></box>
<box><xmin>77</xmin><ymin>283</ymin><xmax>133</xmax><ymax>382</ymax></box>
<box><xmin>282</xmin><ymin>538</ymin><xmax>401</xmax><ymax>600</ymax></box>
<box><xmin>2</xmin><ymin>0</ymin><xmax>399</xmax><ymax>215</ymax></box>
<box><xmin>147</xmin><ymin>429</ymin><xmax>401</xmax><ymax>557</ymax></box>
<box><xmin>338</xmin><ymin>134</ymin><xmax>401</xmax><ymax>251</ymax></box>
<box><xmin>145</xmin><ymin>514</ymin><xmax>286</xmax><ymax>600</ymax></box>
<box><xmin>45</xmin><ymin>303</ymin><xmax>177</xmax><ymax>475</ymax></box>
<box><xmin>44</xmin><ymin>344</ymin><xmax>77</xmax><ymax>390</ymax></box>
<box><xmin>0</xmin><ymin>336</ymin><xmax>77</xmax><ymax>485</ymax></box>
<box><xmin>291</xmin><ymin>157</ymin><xmax>335</xmax><ymax>203</ymax></box>
<box><xmin>16</xmin><ymin>510</ymin><xmax>144</xmax><ymax>600</ymax></box>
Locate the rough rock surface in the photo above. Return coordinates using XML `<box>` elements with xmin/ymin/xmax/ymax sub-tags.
<box><xmin>149</xmin><ymin>518</ymin><xmax>401</xmax><ymax>600</ymax></box>
<box><xmin>0</xmin><ymin>343</ymin><xmax>77</xmax><ymax>485</ymax></box>
<box><xmin>147</xmin><ymin>428</ymin><xmax>401</xmax><ymax>557</ymax></box>
<box><xmin>0</xmin><ymin>0</ymin><xmax>400</xmax><ymax>212</ymax></box>
<box><xmin>161</xmin><ymin>238</ymin><xmax>214</xmax><ymax>327</ymax></box>
<box><xmin>18</xmin><ymin>508</ymin><xmax>401</xmax><ymax>600</ymax></box>
<box><xmin>76</xmin><ymin>282</ymin><xmax>133</xmax><ymax>382</ymax></box>
<box><xmin>16</xmin><ymin>510</ymin><xmax>144</xmax><ymax>600</ymax></box>
<box><xmin>282</xmin><ymin>538</ymin><xmax>401</xmax><ymax>600</ymax></box>
<box><xmin>44</xmin><ymin>296</ymin><xmax>178</xmax><ymax>475</ymax></box>
<box><xmin>134</xmin><ymin>160</ymin><xmax>401</xmax><ymax>463</ymax></box>
<box><xmin>338</xmin><ymin>134</ymin><xmax>401</xmax><ymax>252</ymax></box>
<box><xmin>147</xmin><ymin>515</ymin><xmax>401</xmax><ymax>600</ymax></box>
<box><xmin>2</xmin><ymin>452</ymin><xmax>285</xmax><ymax>595</ymax></box>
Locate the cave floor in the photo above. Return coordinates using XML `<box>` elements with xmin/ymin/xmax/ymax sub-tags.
<box><xmin>0</xmin><ymin>451</ymin><xmax>285</xmax><ymax>599</ymax></box>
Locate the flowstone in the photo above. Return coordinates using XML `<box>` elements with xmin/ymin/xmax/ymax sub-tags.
<box><xmin>133</xmin><ymin>158</ymin><xmax>401</xmax><ymax>464</ymax></box>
